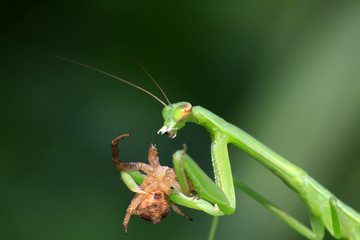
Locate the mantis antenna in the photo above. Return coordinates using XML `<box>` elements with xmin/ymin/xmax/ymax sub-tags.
<box><xmin>114</xmin><ymin>46</ymin><xmax>172</xmax><ymax>106</ymax></box>
<box><xmin>53</xmin><ymin>55</ymin><xmax>168</xmax><ymax>107</ymax></box>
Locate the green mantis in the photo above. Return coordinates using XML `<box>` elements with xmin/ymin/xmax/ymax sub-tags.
<box><xmin>157</xmin><ymin>101</ymin><xmax>360</xmax><ymax>240</ymax></box>
<box><xmin>55</xmin><ymin>55</ymin><xmax>360</xmax><ymax>239</ymax></box>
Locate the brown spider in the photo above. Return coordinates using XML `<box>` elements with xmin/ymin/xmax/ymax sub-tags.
<box><xmin>111</xmin><ymin>133</ymin><xmax>192</xmax><ymax>234</ymax></box>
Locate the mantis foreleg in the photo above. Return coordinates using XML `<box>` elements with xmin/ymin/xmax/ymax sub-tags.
<box><xmin>210</xmin><ymin>134</ymin><xmax>236</xmax><ymax>214</ymax></box>
<box><xmin>122</xmin><ymin>165</ymin><xmax>225</xmax><ymax>217</ymax></box>
<box><xmin>120</xmin><ymin>143</ymin><xmax>234</xmax><ymax>217</ymax></box>
<box><xmin>170</xmin><ymin>147</ymin><xmax>232</xmax><ymax>216</ymax></box>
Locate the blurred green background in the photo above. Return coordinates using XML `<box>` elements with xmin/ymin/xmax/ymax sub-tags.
<box><xmin>2</xmin><ymin>1</ymin><xmax>360</xmax><ymax>239</ymax></box>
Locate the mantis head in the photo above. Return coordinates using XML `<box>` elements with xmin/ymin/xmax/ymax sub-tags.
<box><xmin>158</xmin><ymin>102</ymin><xmax>193</xmax><ymax>138</ymax></box>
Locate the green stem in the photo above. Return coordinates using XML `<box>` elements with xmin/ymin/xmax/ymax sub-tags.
<box><xmin>208</xmin><ymin>216</ymin><xmax>219</xmax><ymax>240</ymax></box>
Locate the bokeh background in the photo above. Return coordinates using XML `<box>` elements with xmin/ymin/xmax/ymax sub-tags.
<box><xmin>2</xmin><ymin>1</ymin><xmax>360</xmax><ymax>239</ymax></box>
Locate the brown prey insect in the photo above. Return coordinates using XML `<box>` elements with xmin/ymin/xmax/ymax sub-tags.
<box><xmin>111</xmin><ymin>133</ymin><xmax>192</xmax><ymax>234</ymax></box>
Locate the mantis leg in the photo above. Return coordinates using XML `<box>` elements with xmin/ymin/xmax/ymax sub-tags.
<box><xmin>169</xmin><ymin>188</ymin><xmax>224</xmax><ymax>216</ymax></box>
<box><xmin>330</xmin><ymin>197</ymin><xmax>342</xmax><ymax>238</ymax></box>
<box><xmin>172</xmin><ymin>144</ymin><xmax>194</xmax><ymax>196</ymax></box>
<box><xmin>211</xmin><ymin>134</ymin><xmax>236</xmax><ymax>214</ymax></box>
<box><xmin>121</xmin><ymin>171</ymin><xmax>147</xmax><ymax>194</ymax></box>
<box><xmin>172</xmin><ymin>134</ymin><xmax>236</xmax><ymax>214</ymax></box>
<box><xmin>171</xmin><ymin>143</ymin><xmax>234</xmax><ymax>214</ymax></box>
<box><xmin>169</xmin><ymin>148</ymin><xmax>231</xmax><ymax>216</ymax></box>
<box><xmin>329</xmin><ymin>197</ymin><xmax>357</xmax><ymax>240</ymax></box>
<box><xmin>234</xmin><ymin>179</ymin><xmax>327</xmax><ymax>240</ymax></box>
<box><xmin>170</xmin><ymin>135</ymin><xmax>235</xmax><ymax>239</ymax></box>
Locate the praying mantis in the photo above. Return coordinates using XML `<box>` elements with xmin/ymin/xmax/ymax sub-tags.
<box><xmin>157</xmin><ymin>101</ymin><xmax>360</xmax><ymax>240</ymax></box>
<box><xmin>55</xmin><ymin>55</ymin><xmax>360</xmax><ymax>240</ymax></box>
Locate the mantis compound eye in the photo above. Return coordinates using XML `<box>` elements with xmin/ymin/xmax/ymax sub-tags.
<box><xmin>173</xmin><ymin>103</ymin><xmax>192</xmax><ymax>122</ymax></box>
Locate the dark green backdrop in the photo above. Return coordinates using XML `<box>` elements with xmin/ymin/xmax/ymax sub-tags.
<box><xmin>2</xmin><ymin>1</ymin><xmax>360</xmax><ymax>239</ymax></box>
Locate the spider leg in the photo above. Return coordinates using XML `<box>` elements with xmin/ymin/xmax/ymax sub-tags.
<box><xmin>169</xmin><ymin>201</ymin><xmax>192</xmax><ymax>221</ymax></box>
<box><xmin>111</xmin><ymin>134</ymin><xmax>153</xmax><ymax>173</ymax></box>
<box><xmin>111</xmin><ymin>134</ymin><xmax>130</xmax><ymax>169</ymax></box>
<box><xmin>123</xmin><ymin>193</ymin><xmax>152</xmax><ymax>234</ymax></box>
